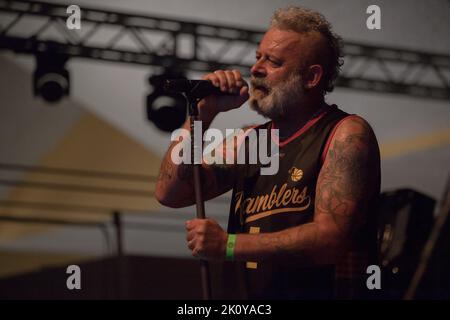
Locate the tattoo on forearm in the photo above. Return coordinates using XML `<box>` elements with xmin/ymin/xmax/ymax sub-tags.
<box><xmin>156</xmin><ymin>126</ymin><xmax>241</xmax><ymax>203</ymax></box>
<box><xmin>256</xmin><ymin>223</ymin><xmax>319</xmax><ymax>263</ymax></box>
<box><xmin>158</xmin><ymin>157</ymin><xmax>173</xmax><ymax>182</ymax></box>
<box><xmin>157</xmin><ymin>142</ymin><xmax>195</xmax><ymax>202</ymax></box>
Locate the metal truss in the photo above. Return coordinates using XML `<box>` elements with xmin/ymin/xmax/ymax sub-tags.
<box><xmin>0</xmin><ymin>0</ymin><xmax>449</xmax><ymax>100</ymax></box>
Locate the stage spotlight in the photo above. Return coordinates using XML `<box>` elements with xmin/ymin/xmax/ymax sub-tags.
<box><xmin>33</xmin><ymin>54</ymin><xmax>70</xmax><ymax>103</ymax></box>
<box><xmin>146</xmin><ymin>70</ymin><xmax>187</xmax><ymax>132</ymax></box>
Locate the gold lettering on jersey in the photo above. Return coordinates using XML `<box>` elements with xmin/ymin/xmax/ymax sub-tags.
<box><xmin>234</xmin><ymin>183</ymin><xmax>311</xmax><ymax>223</ymax></box>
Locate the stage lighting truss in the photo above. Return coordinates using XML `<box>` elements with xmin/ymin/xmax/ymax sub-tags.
<box><xmin>0</xmin><ymin>0</ymin><xmax>449</xmax><ymax>100</ymax></box>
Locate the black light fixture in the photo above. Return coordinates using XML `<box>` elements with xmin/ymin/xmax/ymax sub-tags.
<box><xmin>146</xmin><ymin>69</ymin><xmax>187</xmax><ymax>132</ymax></box>
<box><xmin>33</xmin><ymin>53</ymin><xmax>70</xmax><ymax>103</ymax></box>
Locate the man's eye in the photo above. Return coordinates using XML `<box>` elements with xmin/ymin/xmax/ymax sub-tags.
<box><xmin>269</xmin><ymin>59</ymin><xmax>281</xmax><ymax>66</ymax></box>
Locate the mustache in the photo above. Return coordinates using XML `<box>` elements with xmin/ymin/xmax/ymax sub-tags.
<box><xmin>250</xmin><ymin>77</ymin><xmax>270</xmax><ymax>92</ymax></box>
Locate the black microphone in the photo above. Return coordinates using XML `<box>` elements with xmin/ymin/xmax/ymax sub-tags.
<box><xmin>164</xmin><ymin>79</ymin><xmax>238</xmax><ymax>100</ymax></box>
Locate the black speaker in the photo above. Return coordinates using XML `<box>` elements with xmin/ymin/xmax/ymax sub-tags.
<box><xmin>377</xmin><ymin>188</ymin><xmax>435</xmax><ymax>299</ymax></box>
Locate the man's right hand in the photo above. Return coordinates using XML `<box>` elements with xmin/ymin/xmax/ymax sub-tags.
<box><xmin>198</xmin><ymin>70</ymin><xmax>249</xmax><ymax>121</ymax></box>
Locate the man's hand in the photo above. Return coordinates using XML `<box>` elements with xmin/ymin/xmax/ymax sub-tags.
<box><xmin>198</xmin><ymin>70</ymin><xmax>249</xmax><ymax>121</ymax></box>
<box><xmin>186</xmin><ymin>218</ymin><xmax>228</xmax><ymax>260</ymax></box>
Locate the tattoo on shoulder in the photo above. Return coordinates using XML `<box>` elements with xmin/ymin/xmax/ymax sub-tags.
<box><xmin>316</xmin><ymin>117</ymin><xmax>379</xmax><ymax>235</ymax></box>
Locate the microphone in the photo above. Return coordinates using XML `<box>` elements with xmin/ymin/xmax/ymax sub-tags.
<box><xmin>163</xmin><ymin>79</ymin><xmax>238</xmax><ymax>100</ymax></box>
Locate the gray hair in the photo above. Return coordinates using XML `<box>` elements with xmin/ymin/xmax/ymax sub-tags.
<box><xmin>271</xmin><ymin>6</ymin><xmax>344</xmax><ymax>93</ymax></box>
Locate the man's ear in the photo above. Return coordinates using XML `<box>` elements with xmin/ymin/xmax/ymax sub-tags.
<box><xmin>304</xmin><ymin>64</ymin><xmax>323</xmax><ymax>90</ymax></box>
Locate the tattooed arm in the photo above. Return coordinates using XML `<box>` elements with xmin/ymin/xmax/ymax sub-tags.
<box><xmin>155</xmin><ymin>117</ymin><xmax>238</xmax><ymax>208</ymax></box>
<box><xmin>155</xmin><ymin>70</ymin><xmax>249</xmax><ymax>208</ymax></box>
<box><xmin>193</xmin><ymin>116</ymin><xmax>380</xmax><ymax>264</ymax></box>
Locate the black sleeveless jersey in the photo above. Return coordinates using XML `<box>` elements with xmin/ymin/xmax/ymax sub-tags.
<box><xmin>219</xmin><ymin>105</ymin><xmax>377</xmax><ymax>300</ymax></box>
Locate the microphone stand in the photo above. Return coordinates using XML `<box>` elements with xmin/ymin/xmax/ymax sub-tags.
<box><xmin>184</xmin><ymin>93</ymin><xmax>212</xmax><ymax>301</ymax></box>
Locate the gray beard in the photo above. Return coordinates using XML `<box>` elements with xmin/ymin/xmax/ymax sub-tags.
<box><xmin>249</xmin><ymin>73</ymin><xmax>304</xmax><ymax>121</ymax></box>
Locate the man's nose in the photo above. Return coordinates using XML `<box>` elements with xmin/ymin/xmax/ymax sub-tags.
<box><xmin>250</xmin><ymin>60</ymin><xmax>266</xmax><ymax>78</ymax></box>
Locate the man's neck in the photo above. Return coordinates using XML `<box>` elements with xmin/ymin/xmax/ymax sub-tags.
<box><xmin>273</xmin><ymin>96</ymin><xmax>326</xmax><ymax>139</ymax></box>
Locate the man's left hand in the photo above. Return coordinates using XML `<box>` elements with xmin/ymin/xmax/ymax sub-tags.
<box><xmin>186</xmin><ymin>218</ymin><xmax>228</xmax><ymax>260</ymax></box>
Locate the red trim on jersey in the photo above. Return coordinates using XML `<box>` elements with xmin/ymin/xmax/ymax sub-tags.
<box><xmin>271</xmin><ymin>104</ymin><xmax>336</xmax><ymax>148</ymax></box>
<box><xmin>320</xmin><ymin>114</ymin><xmax>360</xmax><ymax>165</ymax></box>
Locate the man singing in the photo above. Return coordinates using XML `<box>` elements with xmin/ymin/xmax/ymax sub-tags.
<box><xmin>156</xmin><ymin>6</ymin><xmax>381</xmax><ymax>299</ymax></box>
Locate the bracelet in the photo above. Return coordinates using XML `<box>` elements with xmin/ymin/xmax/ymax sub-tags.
<box><xmin>226</xmin><ymin>234</ymin><xmax>237</xmax><ymax>261</ymax></box>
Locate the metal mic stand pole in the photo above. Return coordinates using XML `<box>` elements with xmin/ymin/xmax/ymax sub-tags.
<box><xmin>186</xmin><ymin>94</ymin><xmax>212</xmax><ymax>300</ymax></box>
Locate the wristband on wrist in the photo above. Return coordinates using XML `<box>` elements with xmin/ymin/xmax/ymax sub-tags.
<box><xmin>225</xmin><ymin>234</ymin><xmax>237</xmax><ymax>261</ymax></box>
